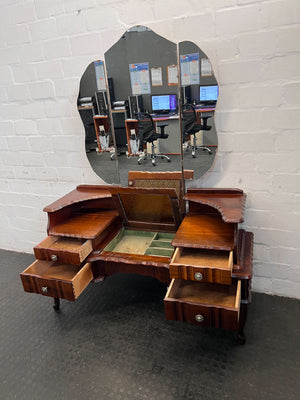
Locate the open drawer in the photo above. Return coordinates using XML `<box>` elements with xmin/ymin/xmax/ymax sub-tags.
<box><xmin>164</xmin><ymin>279</ymin><xmax>241</xmax><ymax>331</ymax></box>
<box><xmin>20</xmin><ymin>260</ymin><xmax>93</xmax><ymax>301</ymax></box>
<box><xmin>169</xmin><ymin>248</ymin><xmax>233</xmax><ymax>285</ymax></box>
<box><xmin>34</xmin><ymin>236</ymin><xmax>93</xmax><ymax>265</ymax></box>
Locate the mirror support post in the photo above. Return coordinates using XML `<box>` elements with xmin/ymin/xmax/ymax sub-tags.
<box><xmin>103</xmin><ymin>60</ymin><xmax>120</xmax><ymax>183</ymax></box>
<box><xmin>176</xmin><ymin>43</ymin><xmax>185</xmax><ymax>200</ymax></box>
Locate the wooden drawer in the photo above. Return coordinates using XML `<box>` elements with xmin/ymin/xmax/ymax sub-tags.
<box><xmin>20</xmin><ymin>260</ymin><xmax>93</xmax><ymax>301</ymax></box>
<box><xmin>164</xmin><ymin>279</ymin><xmax>241</xmax><ymax>331</ymax></box>
<box><xmin>169</xmin><ymin>247</ymin><xmax>233</xmax><ymax>285</ymax></box>
<box><xmin>34</xmin><ymin>236</ymin><xmax>93</xmax><ymax>265</ymax></box>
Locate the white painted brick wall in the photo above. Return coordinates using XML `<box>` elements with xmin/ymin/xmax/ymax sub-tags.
<box><xmin>0</xmin><ymin>0</ymin><xmax>299</xmax><ymax>299</ymax></box>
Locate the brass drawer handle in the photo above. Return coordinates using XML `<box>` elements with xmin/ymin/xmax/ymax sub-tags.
<box><xmin>51</xmin><ymin>254</ymin><xmax>58</xmax><ymax>262</ymax></box>
<box><xmin>195</xmin><ymin>314</ymin><xmax>204</xmax><ymax>323</ymax></box>
<box><xmin>194</xmin><ymin>272</ymin><xmax>203</xmax><ymax>281</ymax></box>
<box><xmin>41</xmin><ymin>286</ymin><xmax>48</xmax><ymax>294</ymax></box>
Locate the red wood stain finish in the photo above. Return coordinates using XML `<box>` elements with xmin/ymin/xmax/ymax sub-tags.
<box><xmin>185</xmin><ymin>188</ymin><xmax>246</xmax><ymax>223</ymax></box>
<box><xmin>172</xmin><ymin>214</ymin><xmax>235</xmax><ymax>251</ymax></box>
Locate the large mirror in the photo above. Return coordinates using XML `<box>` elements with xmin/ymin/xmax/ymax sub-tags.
<box><xmin>77</xmin><ymin>60</ymin><xmax>120</xmax><ymax>184</ymax></box>
<box><xmin>78</xmin><ymin>27</ymin><xmax>218</xmax><ymax>185</ymax></box>
<box><xmin>179</xmin><ymin>41</ymin><xmax>218</xmax><ymax>180</ymax></box>
<box><xmin>104</xmin><ymin>26</ymin><xmax>182</xmax><ymax>185</ymax></box>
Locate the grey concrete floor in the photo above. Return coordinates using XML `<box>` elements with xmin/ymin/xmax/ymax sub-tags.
<box><xmin>1</xmin><ymin>249</ymin><xmax>299</xmax><ymax>400</ymax></box>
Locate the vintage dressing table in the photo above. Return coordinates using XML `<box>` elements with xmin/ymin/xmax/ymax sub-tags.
<box><xmin>20</xmin><ymin>179</ymin><xmax>253</xmax><ymax>343</ymax></box>
<box><xmin>20</xmin><ymin>26</ymin><xmax>253</xmax><ymax>343</ymax></box>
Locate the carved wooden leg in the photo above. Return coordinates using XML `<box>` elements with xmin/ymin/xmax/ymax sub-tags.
<box><xmin>237</xmin><ymin>303</ymin><xmax>247</xmax><ymax>344</ymax></box>
<box><xmin>53</xmin><ymin>297</ymin><xmax>60</xmax><ymax>311</ymax></box>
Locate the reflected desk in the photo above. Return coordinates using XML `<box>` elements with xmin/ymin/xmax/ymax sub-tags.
<box><xmin>93</xmin><ymin>116</ymin><xmax>110</xmax><ymax>153</ymax></box>
<box><xmin>20</xmin><ymin>185</ymin><xmax>253</xmax><ymax>343</ymax></box>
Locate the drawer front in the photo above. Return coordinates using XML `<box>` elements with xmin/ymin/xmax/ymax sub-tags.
<box><xmin>20</xmin><ymin>260</ymin><xmax>93</xmax><ymax>301</ymax></box>
<box><xmin>169</xmin><ymin>248</ymin><xmax>233</xmax><ymax>285</ymax></box>
<box><xmin>169</xmin><ymin>264</ymin><xmax>232</xmax><ymax>285</ymax></box>
<box><xmin>164</xmin><ymin>279</ymin><xmax>241</xmax><ymax>331</ymax></box>
<box><xmin>164</xmin><ymin>300</ymin><xmax>239</xmax><ymax>330</ymax></box>
<box><xmin>34</xmin><ymin>236</ymin><xmax>93</xmax><ymax>265</ymax></box>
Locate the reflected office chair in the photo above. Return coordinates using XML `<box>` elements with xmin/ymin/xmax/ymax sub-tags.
<box><xmin>137</xmin><ymin>113</ymin><xmax>171</xmax><ymax>166</ymax></box>
<box><xmin>182</xmin><ymin>104</ymin><xmax>212</xmax><ymax>157</ymax></box>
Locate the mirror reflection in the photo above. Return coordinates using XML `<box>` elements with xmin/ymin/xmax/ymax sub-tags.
<box><xmin>179</xmin><ymin>41</ymin><xmax>218</xmax><ymax>180</ymax></box>
<box><xmin>77</xmin><ymin>60</ymin><xmax>119</xmax><ymax>184</ymax></box>
<box><xmin>77</xmin><ymin>28</ymin><xmax>219</xmax><ymax>186</ymax></box>
<box><xmin>104</xmin><ymin>26</ymin><xmax>182</xmax><ymax>185</ymax></box>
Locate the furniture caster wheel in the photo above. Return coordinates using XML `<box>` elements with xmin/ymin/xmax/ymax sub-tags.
<box><xmin>167</xmin><ymin>158</ymin><xmax>171</xmax><ymax>162</ymax></box>
<box><xmin>53</xmin><ymin>298</ymin><xmax>60</xmax><ymax>311</ymax></box>
<box><xmin>152</xmin><ymin>160</ymin><xmax>156</xmax><ymax>166</ymax></box>
<box><xmin>138</xmin><ymin>161</ymin><xmax>141</xmax><ymax>165</ymax></box>
<box><xmin>192</xmin><ymin>154</ymin><xmax>196</xmax><ymax>158</ymax></box>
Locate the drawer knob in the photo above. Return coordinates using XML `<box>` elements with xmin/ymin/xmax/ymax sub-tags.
<box><xmin>51</xmin><ymin>254</ymin><xmax>58</xmax><ymax>262</ymax></box>
<box><xmin>195</xmin><ymin>314</ymin><xmax>204</xmax><ymax>323</ymax></box>
<box><xmin>41</xmin><ymin>286</ymin><xmax>48</xmax><ymax>294</ymax></box>
<box><xmin>194</xmin><ymin>272</ymin><xmax>203</xmax><ymax>281</ymax></box>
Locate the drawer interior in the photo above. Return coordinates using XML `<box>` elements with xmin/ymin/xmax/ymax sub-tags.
<box><xmin>171</xmin><ymin>248</ymin><xmax>233</xmax><ymax>270</ymax></box>
<box><xmin>104</xmin><ymin>229</ymin><xmax>175</xmax><ymax>257</ymax></box>
<box><xmin>166</xmin><ymin>279</ymin><xmax>241</xmax><ymax>309</ymax></box>
<box><xmin>21</xmin><ymin>260</ymin><xmax>93</xmax><ymax>301</ymax></box>
<box><xmin>36</xmin><ymin>236</ymin><xmax>89</xmax><ymax>252</ymax></box>
<box><xmin>34</xmin><ymin>236</ymin><xmax>93</xmax><ymax>265</ymax></box>
<box><xmin>24</xmin><ymin>260</ymin><xmax>84</xmax><ymax>281</ymax></box>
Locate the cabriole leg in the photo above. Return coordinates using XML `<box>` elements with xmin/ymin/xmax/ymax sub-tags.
<box><xmin>237</xmin><ymin>303</ymin><xmax>247</xmax><ymax>344</ymax></box>
<box><xmin>53</xmin><ymin>297</ymin><xmax>60</xmax><ymax>311</ymax></box>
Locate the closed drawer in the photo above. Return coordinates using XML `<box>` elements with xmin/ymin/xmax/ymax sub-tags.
<box><xmin>169</xmin><ymin>247</ymin><xmax>233</xmax><ymax>285</ymax></box>
<box><xmin>34</xmin><ymin>236</ymin><xmax>93</xmax><ymax>265</ymax></box>
<box><xmin>20</xmin><ymin>260</ymin><xmax>93</xmax><ymax>301</ymax></box>
<box><xmin>164</xmin><ymin>279</ymin><xmax>241</xmax><ymax>331</ymax></box>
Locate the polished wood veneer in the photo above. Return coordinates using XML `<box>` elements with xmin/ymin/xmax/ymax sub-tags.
<box><xmin>164</xmin><ymin>279</ymin><xmax>241</xmax><ymax>330</ymax></box>
<box><xmin>172</xmin><ymin>214</ymin><xmax>235</xmax><ymax>250</ymax></box>
<box><xmin>49</xmin><ymin>210</ymin><xmax>119</xmax><ymax>239</ymax></box>
<box><xmin>34</xmin><ymin>236</ymin><xmax>93</xmax><ymax>265</ymax></box>
<box><xmin>21</xmin><ymin>260</ymin><xmax>93</xmax><ymax>301</ymax></box>
<box><xmin>185</xmin><ymin>188</ymin><xmax>246</xmax><ymax>223</ymax></box>
<box><xmin>169</xmin><ymin>247</ymin><xmax>233</xmax><ymax>285</ymax></box>
<box><xmin>20</xmin><ymin>183</ymin><xmax>253</xmax><ymax>342</ymax></box>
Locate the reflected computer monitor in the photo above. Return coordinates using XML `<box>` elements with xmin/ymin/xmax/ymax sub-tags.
<box><xmin>151</xmin><ymin>94</ymin><xmax>177</xmax><ymax>114</ymax></box>
<box><xmin>199</xmin><ymin>85</ymin><xmax>218</xmax><ymax>104</ymax></box>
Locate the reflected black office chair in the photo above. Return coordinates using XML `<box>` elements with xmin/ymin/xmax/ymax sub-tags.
<box><xmin>182</xmin><ymin>104</ymin><xmax>212</xmax><ymax>157</ymax></box>
<box><xmin>137</xmin><ymin>113</ymin><xmax>171</xmax><ymax>166</ymax></box>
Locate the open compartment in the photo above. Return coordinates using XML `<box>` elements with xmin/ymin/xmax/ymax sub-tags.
<box><xmin>49</xmin><ymin>210</ymin><xmax>119</xmax><ymax>240</ymax></box>
<box><xmin>20</xmin><ymin>260</ymin><xmax>93</xmax><ymax>301</ymax></box>
<box><xmin>164</xmin><ymin>279</ymin><xmax>241</xmax><ymax>331</ymax></box>
<box><xmin>104</xmin><ymin>228</ymin><xmax>175</xmax><ymax>258</ymax></box>
<box><xmin>169</xmin><ymin>247</ymin><xmax>233</xmax><ymax>284</ymax></box>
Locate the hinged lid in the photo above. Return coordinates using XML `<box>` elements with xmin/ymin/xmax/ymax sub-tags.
<box><xmin>108</xmin><ymin>186</ymin><xmax>182</xmax><ymax>232</ymax></box>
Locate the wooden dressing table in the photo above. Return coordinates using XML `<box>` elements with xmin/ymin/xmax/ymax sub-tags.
<box><xmin>20</xmin><ymin>178</ymin><xmax>253</xmax><ymax>343</ymax></box>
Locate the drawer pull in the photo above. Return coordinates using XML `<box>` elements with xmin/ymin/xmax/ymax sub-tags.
<box><xmin>41</xmin><ymin>286</ymin><xmax>48</xmax><ymax>294</ymax></box>
<box><xmin>194</xmin><ymin>272</ymin><xmax>203</xmax><ymax>281</ymax></box>
<box><xmin>51</xmin><ymin>254</ymin><xmax>58</xmax><ymax>262</ymax></box>
<box><xmin>195</xmin><ymin>314</ymin><xmax>204</xmax><ymax>323</ymax></box>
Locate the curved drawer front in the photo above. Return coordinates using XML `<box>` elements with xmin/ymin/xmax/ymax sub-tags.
<box><xmin>164</xmin><ymin>279</ymin><xmax>241</xmax><ymax>331</ymax></box>
<box><xmin>169</xmin><ymin>248</ymin><xmax>233</xmax><ymax>285</ymax></box>
<box><xmin>34</xmin><ymin>236</ymin><xmax>93</xmax><ymax>266</ymax></box>
<box><xmin>20</xmin><ymin>260</ymin><xmax>93</xmax><ymax>301</ymax></box>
